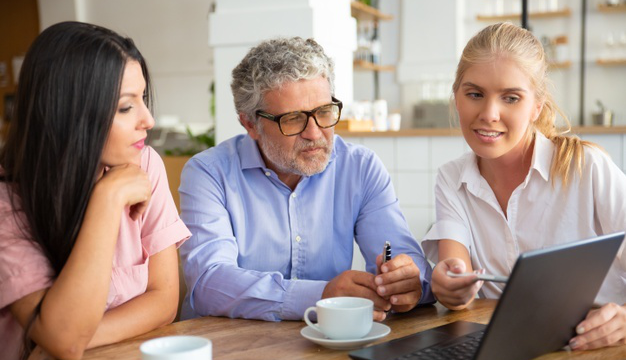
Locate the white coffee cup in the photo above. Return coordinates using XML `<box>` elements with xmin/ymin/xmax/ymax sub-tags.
<box><xmin>303</xmin><ymin>297</ymin><xmax>373</xmax><ymax>340</ymax></box>
<box><xmin>140</xmin><ymin>336</ymin><xmax>212</xmax><ymax>360</ymax></box>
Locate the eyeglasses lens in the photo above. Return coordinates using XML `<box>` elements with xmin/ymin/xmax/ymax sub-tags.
<box><xmin>280</xmin><ymin>104</ymin><xmax>341</xmax><ymax>135</ymax></box>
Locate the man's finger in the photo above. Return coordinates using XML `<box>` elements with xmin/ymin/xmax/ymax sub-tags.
<box><xmin>377</xmin><ymin>255</ymin><xmax>420</xmax><ymax>285</ymax></box>
<box><xmin>380</xmin><ymin>253</ymin><xmax>413</xmax><ymax>273</ymax></box>
<box><xmin>377</xmin><ymin>277</ymin><xmax>420</xmax><ymax>297</ymax></box>
<box><xmin>350</xmin><ymin>270</ymin><xmax>378</xmax><ymax>290</ymax></box>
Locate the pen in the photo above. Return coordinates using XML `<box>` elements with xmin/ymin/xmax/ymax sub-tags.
<box><xmin>383</xmin><ymin>241</ymin><xmax>391</xmax><ymax>264</ymax></box>
<box><xmin>446</xmin><ymin>270</ymin><xmax>508</xmax><ymax>283</ymax></box>
<box><xmin>382</xmin><ymin>241</ymin><xmax>392</xmax><ymax>314</ymax></box>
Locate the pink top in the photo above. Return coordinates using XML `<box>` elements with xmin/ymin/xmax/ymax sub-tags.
<box><xmin>0</xmin><ymin>147</ymin><xmax>191</xmax><ymax>359</ymax></box>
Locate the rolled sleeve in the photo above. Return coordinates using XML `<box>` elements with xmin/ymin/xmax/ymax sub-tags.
<box><xmin>422</xmin><ymin>220</ymin><xmax>471</xmax><ymax>262</ymax></box>
<box><xmin>142</xmin><ymin>218</ymin><xmax>190</xmax><ymax>255</ymax></box>
<box><xmin>140</xmin><ymin>148</ymin><xmax>191</xmax><ymax>255</ymax></box>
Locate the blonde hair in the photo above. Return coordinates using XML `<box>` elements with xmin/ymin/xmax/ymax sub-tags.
<box><xmin>452</xmin><ymin>22</ymin><xmax>594</xmax><ymax>187</ymax></box>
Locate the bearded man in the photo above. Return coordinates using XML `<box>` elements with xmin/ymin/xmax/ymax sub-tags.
<box><xmin>179</xmin><ymin>37</ymin><xmax>434</xmax><ymax>321</ymax></box>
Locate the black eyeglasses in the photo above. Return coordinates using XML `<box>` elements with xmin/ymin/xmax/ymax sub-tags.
<box><xmin>255</xmin><ymin>97</ymin><xmax>343</xmax><ymax>136</ymax></box>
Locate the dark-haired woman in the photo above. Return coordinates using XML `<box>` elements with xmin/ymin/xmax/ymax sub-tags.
<box><xmin>0</xmin><ymin>21</ymin><xmax>190</xmax><ymax>360</ymax></box>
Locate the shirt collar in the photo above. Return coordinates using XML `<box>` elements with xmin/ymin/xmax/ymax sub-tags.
<box><xmin>240</xmin><ymin>134</ymin><xmax>266</xmax><ymax>170</ymax></box>
<box><xmin>532</xmin><ymin>131</ymin><xmax>552</xmax><ymax>182</ymax></box>
<box><xmin>457</xmin><ymin>131</ymin><xmax>552</xmax><ymax>191</ymax></box>
<box><xmin>457</xmin><ymin>152</ymin><xmax>481</xmax><ymax>191</ymax></box>
<box><xmin>238</xmin><ymin>133</ymin><xmax>338</xmax><ymax>171</ymax></box>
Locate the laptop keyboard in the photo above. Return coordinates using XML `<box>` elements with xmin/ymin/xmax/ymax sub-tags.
<box><xmin>391</xmin><ymin>331</ymin><xmax>484</xmax><ymax>360</ymax></box>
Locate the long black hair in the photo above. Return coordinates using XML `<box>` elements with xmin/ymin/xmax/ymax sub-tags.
<box><xmin>0</xmin><ymin>21</ymin><xmax>152</xmax><ymax>357</ymax></box>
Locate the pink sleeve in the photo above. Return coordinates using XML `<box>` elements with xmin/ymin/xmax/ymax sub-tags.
<box><xmin>140</xmin><ymin>147</ymin><xmax>191</xmax><ymax>256</ymax></box>
<box><xmin>0</xmin><ymin>199</ymin><xmax>54</xmax><ymax>308</ymax></box>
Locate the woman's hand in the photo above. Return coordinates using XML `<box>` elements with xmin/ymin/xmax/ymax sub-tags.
<box><xmin>431</xmin><ymin>258</ymin><xmax>483</xmax><ymax>310</ymax></box>
<box><xmin>569</xmin><ymin>303</ymin><xmax>626</xmax><ymax>350</ymax></box>
<box><xmin>95</xmin><ymin>164</ymin><xmax>151</xmax><ymax>220</ymax></box>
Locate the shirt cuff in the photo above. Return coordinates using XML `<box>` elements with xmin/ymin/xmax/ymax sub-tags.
<box><xmin>280</xmin><ymin>279</ymin><xmax>327</xmax><ymax>321</ymax></box>
<box><xmin>407</xmin><ymin>254</ymin><xmax>436</xmax><ymax>306</ymax></box>
<box><xmin>418</xmin><ymin>276</ymin><xmax>436</xmax><ymax>305</ymax></box>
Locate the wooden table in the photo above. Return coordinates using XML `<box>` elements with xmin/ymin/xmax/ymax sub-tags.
<box><xmin>83</xmin><ymin>299</ymin><xmax>626</xmax><ymax>360</ymax></box>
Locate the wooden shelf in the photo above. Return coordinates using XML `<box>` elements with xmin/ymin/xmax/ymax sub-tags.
<box><xmin>548</xmin><ymin>60</ymin><xmax>572</xmax><ymax>69</ymax></box>
<box><xmin>476</xmin><ymin>8</ymin><xmax>571</xmax><ymax>21</ymax></box>
<box><xmin>596</xmin><ymin>58</ymin><xmax>626</xmax><ymax>66</ymax></box>
<box><xmin>335</xmin><ymin>119</ymin><xmax>373</xmax><ymax>132</ymax></box>
<box><xmin>337</xmin><ymin>126</ymin><xmax>626</xmax><ymax>138</ymax></box>
<box><xmin>598</xmin><ymin>3</ymin><xmax>626</xmax><ymax>13</ymax></box>
<box><xmin>350</xmin><ymin>1</ymin><xmax>393</xmax><ymax>22</ymax></box>
<box><xmin>353</xmin><ymin>59</ymin><xmax>395</xmax><ymax>72</ymax></box>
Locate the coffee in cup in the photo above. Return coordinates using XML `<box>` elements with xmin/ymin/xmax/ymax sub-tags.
<box><xmin>303</xmin><ymin>297</ymin><xmax>373</xmax><ymax>340</ymax></box>
<box><xmin>140</xmin><ymin>335</ymin><xmax>212</xmax><ymax>360</ymax></box>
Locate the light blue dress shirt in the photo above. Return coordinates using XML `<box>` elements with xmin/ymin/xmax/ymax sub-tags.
<box><xmin>179</xmin><ymin>134</ymin><xmax>434</xmax><ymax>321</ymax></box>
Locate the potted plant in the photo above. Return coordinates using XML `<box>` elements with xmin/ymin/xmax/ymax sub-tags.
<box><xmin>162</xmin><ymin>126</ymin><xmax>215</xmax><ymax>212</ymax></box>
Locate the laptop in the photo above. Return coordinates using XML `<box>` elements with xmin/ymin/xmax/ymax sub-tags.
<box><xmin>349</xmin><ymin>232</ymin><xmax>625</xmax><ymax>360</ymax></box>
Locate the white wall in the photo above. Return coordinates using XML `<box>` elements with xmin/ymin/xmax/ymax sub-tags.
<box><xmin>37</xmin><ymin>0</ymin><xmax>214</xmax><ymax>129</ymax></box>
<box><xmin>37</xmin><ymin>0</ymin><xmax>76</xmax><ymax>29</ymax></box>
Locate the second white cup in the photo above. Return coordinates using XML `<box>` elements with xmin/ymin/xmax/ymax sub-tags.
<box><xmin>140</xmin><ymin>336</ymin><xmax>212</xmax><ymax>360</ymax></box>
<box><xmin>303</xmin><ymin>297</ymin><xmax>373</xmax><ymax>340</ymax></box>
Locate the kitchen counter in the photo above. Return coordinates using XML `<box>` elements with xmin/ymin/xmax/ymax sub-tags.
<box><xmin>336</xmin><ymin>125</ymin><xmax>626</xmax><ymax>137</ymax></box>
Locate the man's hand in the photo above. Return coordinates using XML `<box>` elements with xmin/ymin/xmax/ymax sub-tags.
<box><xmin>569</xmin><ymin>303</ymin><xmax>626</xmax><ymax>350</ymax></box>
<box><xmin>322</xmin><ymin>270</ymin><xmax>391</xmax><ymax>321</ymax></box>
<box><xmin>374</xmin><ymin>254</ymin><xmax>422</xmax><ymax>313</ymax></box>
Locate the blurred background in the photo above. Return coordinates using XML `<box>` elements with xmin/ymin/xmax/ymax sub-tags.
<box><xmin>1</xmin><ymin>0</ymin><xmax>625</xmax><ymax>248</ymax></box>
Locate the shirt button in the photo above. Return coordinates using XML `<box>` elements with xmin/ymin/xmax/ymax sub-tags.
<box><xmin>264</xmin><ymin>171</ymin><xmax>271</xmax><ymax>176</ymax></box>
<box><xmin>295</xmin><ymin>235</ymin><xmax>301</xmax><ymax>242</ymax></box>
<box><xmin>291</xmin><ymin>193</ymin><xmax>297</xmax><ymax>198</ymax></box>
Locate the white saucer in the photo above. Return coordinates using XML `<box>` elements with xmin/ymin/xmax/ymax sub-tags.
<box><xmin>300</xmin><ymin>322</ymin><xmax>391</xmax><ymax>350</ymax></box>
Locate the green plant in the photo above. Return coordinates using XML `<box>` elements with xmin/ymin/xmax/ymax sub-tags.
<box><xmin>164</xmin><ymin>126</ymin><xmax>215</xmax><ymax>156</ymax></box>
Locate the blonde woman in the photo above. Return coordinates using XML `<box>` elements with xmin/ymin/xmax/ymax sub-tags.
<box><xmin>422</xmin><ymin>22</ymin><xmax>625</xmax><ymax>350</ymax></box>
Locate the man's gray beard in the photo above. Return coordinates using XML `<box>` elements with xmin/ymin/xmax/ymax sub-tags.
<box><xmin>256</xmin><ymin>121</ymin><xmax>333</xmax><ymax>177</ymax></box>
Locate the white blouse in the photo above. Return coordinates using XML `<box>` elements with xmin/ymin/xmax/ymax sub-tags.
<box><xmin>422</xmin><ymin>132</ymin><xmax>626</xmax><ymax>305</ymax></box>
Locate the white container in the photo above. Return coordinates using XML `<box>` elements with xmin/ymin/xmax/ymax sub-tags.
<box><xmin>372</xmin><ymin>99</ymin><xmax>388</xmax><ymax>131</ymax></box>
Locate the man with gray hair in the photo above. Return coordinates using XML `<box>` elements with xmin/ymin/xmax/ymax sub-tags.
<box><xmin>179</xmin><ymin>37</ymin><xmax>434</xmax><ymax>321</ymax></box>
